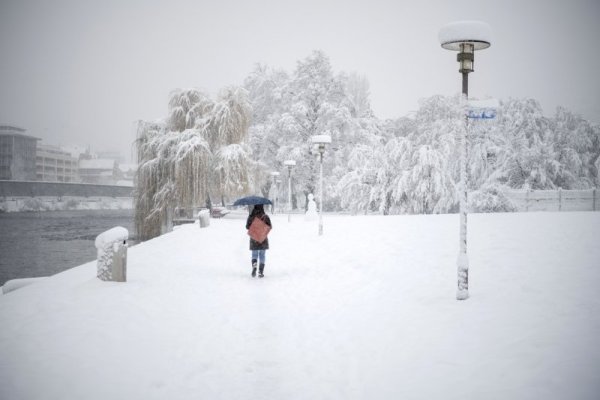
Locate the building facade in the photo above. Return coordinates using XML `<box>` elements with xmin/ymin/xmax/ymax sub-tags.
<box><xmin>78</xmin><ymin>158</ymin><xmax>118</xmax><ymax>185</ymax></box>
<box><xmin>0</xmin><ymin>125</ymin><xmax>39</xmax><ymax>181</ymax></box>
<box><xmin>36</xmin><ymin>144</ymin><xmax>79</xmax><ymax>182</ymax></box>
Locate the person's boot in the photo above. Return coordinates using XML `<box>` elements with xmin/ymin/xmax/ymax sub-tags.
<box><xmin>251</xmin><ymin>259</ymin><xmax>257</xmax><ymax>277</ymax></box>
<box><xmin>258</xmin><ymin>263</ymin><xmax>265</xmax><ymax>278</ymax></box>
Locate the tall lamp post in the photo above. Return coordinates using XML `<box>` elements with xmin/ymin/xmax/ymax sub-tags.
<box><xmin>284</xmin><ymin>160</ymin><xmax>296</xmax><ymax>222</ymax></box>
<box><xmin>439</xmin><ymin>20</ymin><xmax>491</xmax><ymax>300</ymax></box>
<box><xmin>311</xmin><ymin>134</ymin><xmax>331</xmax><ymax>236</ymax></box>
<box><xmin>270</xmin><ymin>171</ymin><xmax>280</xmax><ymax>214</ymax></box>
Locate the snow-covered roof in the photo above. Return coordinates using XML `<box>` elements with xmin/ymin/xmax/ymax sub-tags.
<box><xmin>0</xmin><ymin>125</ymin><xmax>40</xmax><ymax>141</ymax></box>
<box><xmin>60</xmin><ymin>145</ymin><xmax>88</xmax><ymax>159</ymax></box>
<box><xmin>439</xmin><ymin>20</ymin><xmax>492</xmax><ymax>50</ymax></box>
<box><xmin>116</xmin><ymin>180</ymin><xmax>134</xmax><ymax>187</ymax></box>
<box><xmin>118</xmin><ymin>163</ymin><xmax>138</xmax><ymax>172</ymax></box>
<box><xmin>0</xmin><ymin>124</ymin><xmax>27</xmax><ymax>133</ymax></box>
<box><xmin>79</xmin><ymin>159</ymin><xmax>115</xmax><ymax>170</ymax></box>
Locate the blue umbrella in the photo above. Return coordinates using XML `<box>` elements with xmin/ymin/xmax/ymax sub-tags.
<box><xmin>233</xmin><ymin>195</ymin><xmax>273</xmax><ymax>206</ymax></box>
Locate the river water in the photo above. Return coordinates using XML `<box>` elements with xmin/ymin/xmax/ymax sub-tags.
<box><xmin>0</xmin><ymin>210</ymin><xmax>135</xmax><ymax>286</ymax></box>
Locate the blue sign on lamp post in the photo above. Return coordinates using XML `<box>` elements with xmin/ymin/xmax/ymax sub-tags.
<box><xmin>467</xmin><ymin>98</ymin><xmax>498</xmax><ymax>119</ymax></box>
<box><xmin>467</xmin><ymin>108</ymin><xmax>496</xmax><ymax>119</ymax></box>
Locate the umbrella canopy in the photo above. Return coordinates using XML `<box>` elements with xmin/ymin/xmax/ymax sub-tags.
<box><xmin>232</xmin><ymin>196</ymin><xmax>273</xmax><ymax>206</ymax></box>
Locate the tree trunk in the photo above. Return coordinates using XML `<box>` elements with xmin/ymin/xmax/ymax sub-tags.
<box><xmin>383</xmin><ymin>192</ymin><xmax>392</xmax><ymax>215</ymax></box>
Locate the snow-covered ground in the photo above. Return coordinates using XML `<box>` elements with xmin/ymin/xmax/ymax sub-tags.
<box><xmin>1</xmin><ymin>211</ymin><xmax>599</xmax><ymax>400</ymax></box>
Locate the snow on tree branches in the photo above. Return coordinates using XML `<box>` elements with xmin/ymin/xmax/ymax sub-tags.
<box><xmin>135</xmin><ymin>87</ymin><xmax>254</xmax><ymax>240</ymax></box>
<box><xmin>244</xmin><ymin>52</ymin><xmax>599</xmax><ymax>215</ymax></box>
<box><xmin>135</xmin><ymin>51</ymin><xmax>600</xmax><ymax>235</ymax></box>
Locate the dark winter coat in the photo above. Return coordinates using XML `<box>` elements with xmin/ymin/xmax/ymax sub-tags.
<box><xmin>246</xmin><ymin>207</ymin><xmax>272</xmax><ymax>250</ymax></box>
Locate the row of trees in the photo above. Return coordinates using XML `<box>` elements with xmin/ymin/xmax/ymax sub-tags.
<box><xmin>244</xmin><ymin>51</ymin><xmax>600</xmax><ymax>215</ymax></box>
<box><xmin>135</xmin><ymin>50</ymin><xmax>600</xmax><ymax>239</ymax></box>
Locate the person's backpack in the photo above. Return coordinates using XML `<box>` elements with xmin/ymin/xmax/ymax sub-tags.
<box><xmin>247</xmin><ymin>215</ymin><xmax>271</xmax><ymax>243</ymax></box>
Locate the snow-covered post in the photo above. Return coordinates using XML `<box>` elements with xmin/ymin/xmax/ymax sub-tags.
<box><xmin>558</xmin><ymin>188</ymin><xmax>562</xmax><ymax>211</ymax></box>
<box><xmin>319</xmin><ymin>157</ymin><xmax>323</xmax><ymax>234</ymax></box>
<box><xmin>311</xmin><ymin>134</ymin><xmax>332</xmax><ymax>236</ymax></box>
<box><xmin>198</xmin><ymin>209</ymin><xmax>210</xmax><ymax>228</ymax></box>
<box><xmin>439</xmin><ymin>21</ymin><xmax>492</xmax><ymax>300</ymax></box>
<box><xmin>161</xmin><ymin>207</ymin><xmax>173</xmax><ymax>235</ymax></box>
<box><xmin>284</xmin><ymin>160</ymin><xmax>296</xmax><ymax>222</ymax></box>
<box><xmin>95</xmin><ymin>227</ymin><xmax>128</xmax><ymax>282</ymax></box>
<box><xmin>457</xmin><ymin>103</ymin><xmax>470</xmax><ymax>299</ymax></box>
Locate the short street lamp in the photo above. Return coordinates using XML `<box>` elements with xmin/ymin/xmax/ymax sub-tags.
<box><xmin>439</xmin><ymin>20</ymin><xmax>492</xmax><ymax>300</ymax></box>
<box><xmin>311</xmin><ymin>134</ymin><xmax>331</xmax><ymax>236</ymax></box>
<box><xmin>284</xmin><ymin>160</ymin><xmax>296</xmax><ymax>222</ymax></box>
<box><xmin>270</xmin><ymin>171</ymin><xmax>280</xmax><ymax>214</ymax></box>
<box><xmin>276</xmin><ymin>178</ymin><xmax>282</xmax><ymax>212</ymax></box>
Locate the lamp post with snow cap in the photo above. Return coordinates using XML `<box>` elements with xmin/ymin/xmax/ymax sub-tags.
<box><xmin>311</xmin><ymin>134</ymin><xmax>331</xmax><ymax>236</ymax></box>
<box><xmin>284</xmin><ymin>160</ymin><xmax>296</xmax><ymax>222</ymax></box>
<box><xmin>270</xmin><ymin>171</ymin><xmax>280</xmax><ymax>214</ymax></box>
<box><xmin>439</xmin><ymin>20</ymin><xmax>492</xmax><ymax>300</ymax></box>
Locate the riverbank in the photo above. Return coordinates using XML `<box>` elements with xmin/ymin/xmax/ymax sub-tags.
<box><xmin>0</xmin><ymin>196</ymin><xmax>132</xmax><ymax>212</ymax></box>
<box><xmin>0</xmin><ymin>209</ymin><xmax>135</xmax><ymax>285</ymax></box>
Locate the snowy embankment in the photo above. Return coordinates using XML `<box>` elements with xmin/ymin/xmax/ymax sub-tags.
<box><xmin>1</xmin><ymin>212</ymin><xmax>599</xmax><ymax>399</ymax></box>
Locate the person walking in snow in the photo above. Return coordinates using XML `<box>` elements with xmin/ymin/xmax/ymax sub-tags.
<box><xmin>246</xmin><ymin>204</ymin><xmax>272</xmax><ymax>278</ymax></box>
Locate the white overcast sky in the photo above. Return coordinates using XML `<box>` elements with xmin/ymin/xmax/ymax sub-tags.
<box><xmin>1</xmin><ymin>0</ymin><xmax>599</xmax><ymax>161</ymax></box>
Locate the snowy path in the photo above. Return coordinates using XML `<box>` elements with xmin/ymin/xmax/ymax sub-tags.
<box><xmin>1</xmin><ymin>212</ymin><xmax>599</xmax><ymax>399</ymax></box>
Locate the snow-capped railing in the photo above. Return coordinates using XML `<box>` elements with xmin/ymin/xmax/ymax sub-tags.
<box><xmin>504</xmin><ymin>188</ymin><xmax>598</xmax><ymax>212</ymax></box>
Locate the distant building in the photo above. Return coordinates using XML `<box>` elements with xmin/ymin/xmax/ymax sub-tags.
<box><xmin>36</xmin><ymin>144</ymin><xmax>79</xmax><ymax>183</ymax></box>
<box><xmin>0</xmin><ymin>125</ymin><xmax>40</xmax><ymax>181</ymax></box>
<box><xmin>97</xmin><ymin>150</ymin><xmax>125</xmax><ymax>164</ymax></box>
<box><xmin>116</xmin><ymin>163</ymin><xmax>137</xmax><ymax>187</ymax></box>
<box><xmin>79</xmin><ymin>158</ymin><xmax>118</xmax><ymax>185</ymax></box>
<box><xmin>61</xmin><ymin>145</ymin><xmax>88</xmax><ymax>161</ymax></box>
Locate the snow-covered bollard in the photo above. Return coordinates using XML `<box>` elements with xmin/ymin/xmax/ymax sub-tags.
<box><xmin>95</xmin><ymin>227</ymin><xmax>128</xmax><ymax>282</ymax></box>
<box><xmin>198</xmin><ymin>209</ymin><xmax>210</xmax><ymax>228</ymax></box>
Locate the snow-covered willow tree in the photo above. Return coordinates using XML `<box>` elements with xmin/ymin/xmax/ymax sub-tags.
<box><xmin>135</xmin><ymin>87</ymin><xmax>253</xmax><ymax>240</ymax></box>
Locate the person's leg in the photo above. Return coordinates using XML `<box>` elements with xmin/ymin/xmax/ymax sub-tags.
<box><xmin>251</xmin><ymin>250</ymin><xmax>258</xmax><ymax>277</ymax></box>
<box><xmin>258</xmin><ymin>250</ymin><xmax>266</xmax><ymax>277</ymax></box>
